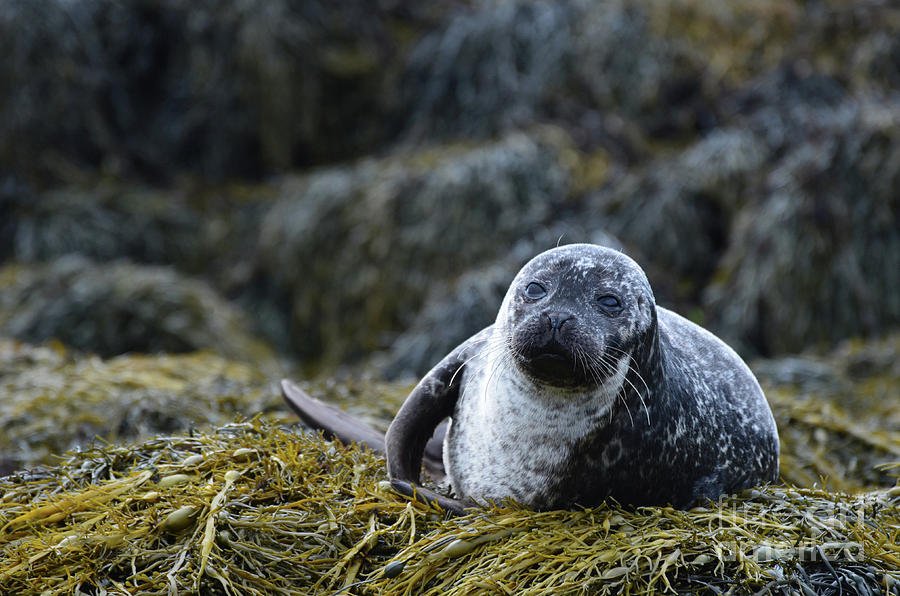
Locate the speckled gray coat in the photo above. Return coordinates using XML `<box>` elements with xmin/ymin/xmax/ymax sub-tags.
<box><xmin>386</xmin><ymin>244</ymin><xmax>779</xmax><ymax>511</ymax></box>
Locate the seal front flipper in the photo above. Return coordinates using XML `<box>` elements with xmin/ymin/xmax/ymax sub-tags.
<box><xmin>385</xmin><ymin>327</ymin><xmax>492</xmax><ymax>513</ymax></box>
<box><xmin>281</xmin><ymin>379</ymin><xmax>387</xmax><ymax>452</ymax></box>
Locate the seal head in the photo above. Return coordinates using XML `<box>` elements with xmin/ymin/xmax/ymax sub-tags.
<box><xmin>503</xmin><ymin>245</ymin><xmax>654</xmax><ymax>389</ymax></box>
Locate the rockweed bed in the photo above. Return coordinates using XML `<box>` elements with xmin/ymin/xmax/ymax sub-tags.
<box><xmin>0</xmin><ymin>420</ymin><xmax>897</xmax><ymax>595</ymax></box>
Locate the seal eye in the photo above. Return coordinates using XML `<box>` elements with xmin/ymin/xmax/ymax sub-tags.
<box><xmin>524</xmin><ymin>282</ymin><xmax>547</xmax><ymax>300</ymax></box>
<box><xmin>597</xmin><ymin>295</ymin><xmax>622</xmax><ymax>312</ymax></box>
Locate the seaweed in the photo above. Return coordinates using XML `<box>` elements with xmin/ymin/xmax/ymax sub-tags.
<box><xmin>0</xmin><ymin>420</ymin><xmax>897</xmax><ymax>595</ymax></box>
<box><xmin>0</xmin><ymin>334</ymin><xmax>898</xmax><ymax>594</ymax></box>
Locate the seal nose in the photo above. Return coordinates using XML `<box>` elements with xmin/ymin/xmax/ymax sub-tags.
<box><xmin>544</xmin><ymin>312</ymin><xmax>573</xmax><ymax>332</ymax></box>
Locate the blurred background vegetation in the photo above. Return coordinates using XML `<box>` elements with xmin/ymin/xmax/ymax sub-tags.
<box><xmin>0</xmin><ymin>0</ymin><xmax>898</xmax><ymax>468</ymax></box>
<box><xmin>1</xmin><ymin>2</ymin><xmax>899</xmax><ymax>593</ymax></box>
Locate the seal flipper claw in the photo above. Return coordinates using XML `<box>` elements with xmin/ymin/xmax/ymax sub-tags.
<box><xmin>385</xmin><ymin>328</ymin><xmax>490</xmax><ymax>492</ymax></box>
<box><xmin>390</xmin><ymin>479</ymin><xmax>474</xmax><ymax>516</ymax></box>
<box><xmin>281</xmin><ymin>379</ymin><xmax>386</xmax><ymax>452</ymax></box>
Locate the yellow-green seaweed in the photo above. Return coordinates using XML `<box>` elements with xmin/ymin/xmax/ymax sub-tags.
<box><xmin>0</xmin><ymin>422</ymin><xmax>897</xmax><ymax>595</ymax></box>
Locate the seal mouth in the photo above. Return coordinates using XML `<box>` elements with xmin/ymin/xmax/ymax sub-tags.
<box><xmin>517</xmin><ymin>342</ymin><xmax>583</xmax><ymax>386</ymax></box>
<box><xmin>512</xmin><ymin>311</ymin><xmax>600</xmax><ymax>387</ymax></box>
<box><xmin>528</xmin><ymin>353</ymin><xmax>568</xmax><ymax>363</ymax></box>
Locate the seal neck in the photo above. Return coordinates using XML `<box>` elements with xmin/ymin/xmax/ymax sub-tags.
<box><xmin>629</xmin><ymin>309</ymin><xmax>665</xmax><ymax>403</ymax></box>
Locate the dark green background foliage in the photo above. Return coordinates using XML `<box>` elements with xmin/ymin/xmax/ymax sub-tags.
<box><xmin>1</xmin><ymin>0</ymin><xmax>898</xmax><ymax>371</ymax></box>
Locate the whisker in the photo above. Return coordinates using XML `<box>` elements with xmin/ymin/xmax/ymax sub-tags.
<box><xmin>598</xmin><ymin>352</ymin><xmax>650</xmax><ymax>427</ymax></box>
<box><xmin>601</xmin><ymin>346</ymin><xmax>652</xmax><ymax>425</ymax></box>
<box><xmin>479</xmin><ymin>333</ymin><xmax>517</xmax><ymax>407</ymax></box>
<box><xmin>448</xmin><ymin>337</ymin><xmax>510</xmax><ymax>387</ymax></box>
<box><xmin>591</xmin><ymin>351</ymin><xmax>634</xmax><ymax>426</ymax></box>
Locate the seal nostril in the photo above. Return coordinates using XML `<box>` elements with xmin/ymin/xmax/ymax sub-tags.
<box><xmin>546</xmin><ymin>312</ymin><xmax>573</xmax><ymax>331</ymax></box>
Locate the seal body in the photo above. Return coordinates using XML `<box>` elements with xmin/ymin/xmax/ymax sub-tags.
<box><xmin>385</xmin><ymin>244</ymin><xmax>779</xmax><ymax>511</ymax></box>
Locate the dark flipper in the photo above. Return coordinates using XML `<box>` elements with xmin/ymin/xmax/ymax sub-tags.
<box><xmin>281</xmin><ymin>379</ymin><xmax>386</xmax><ymax>452</ymax></box>
<box><xmin>280</xmin><ymin>379</ymin><xmax>449</xmax><ymax>479</ymax></box>
<box><xmin>281</xmin><ymin>327</ymin><xmax>490</xmax><ymax>515</ymax></box>
<box><xmin>390</xmin><ymin>479</ymin><xmax>475</xmax><ymax>516</ymax></box>
<box><xmin>385</xmin><ymin>327</ymin><xmax>492</xmax><ymax>515</ymax></box>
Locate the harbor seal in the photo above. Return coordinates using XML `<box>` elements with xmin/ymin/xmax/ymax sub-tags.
<box><xmin>282</xmin><ymin>244</ymin><xmax>779</xmax><ymax>514</ymax></box>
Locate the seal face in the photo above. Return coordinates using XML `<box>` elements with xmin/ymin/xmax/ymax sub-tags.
<box><xmin>387</xmin><ymin>244</ymin><xmax>779</xmax><ymax>512</ymax></box>
<box><xmin>504</xmin><ymin>246</ymin><xmax>653</xmax><ymax>390</ymax></box>
<box><xmin>284</xmin><ymin>243</ymin><xmax>780</xmax><ymax>514</ymax></box>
